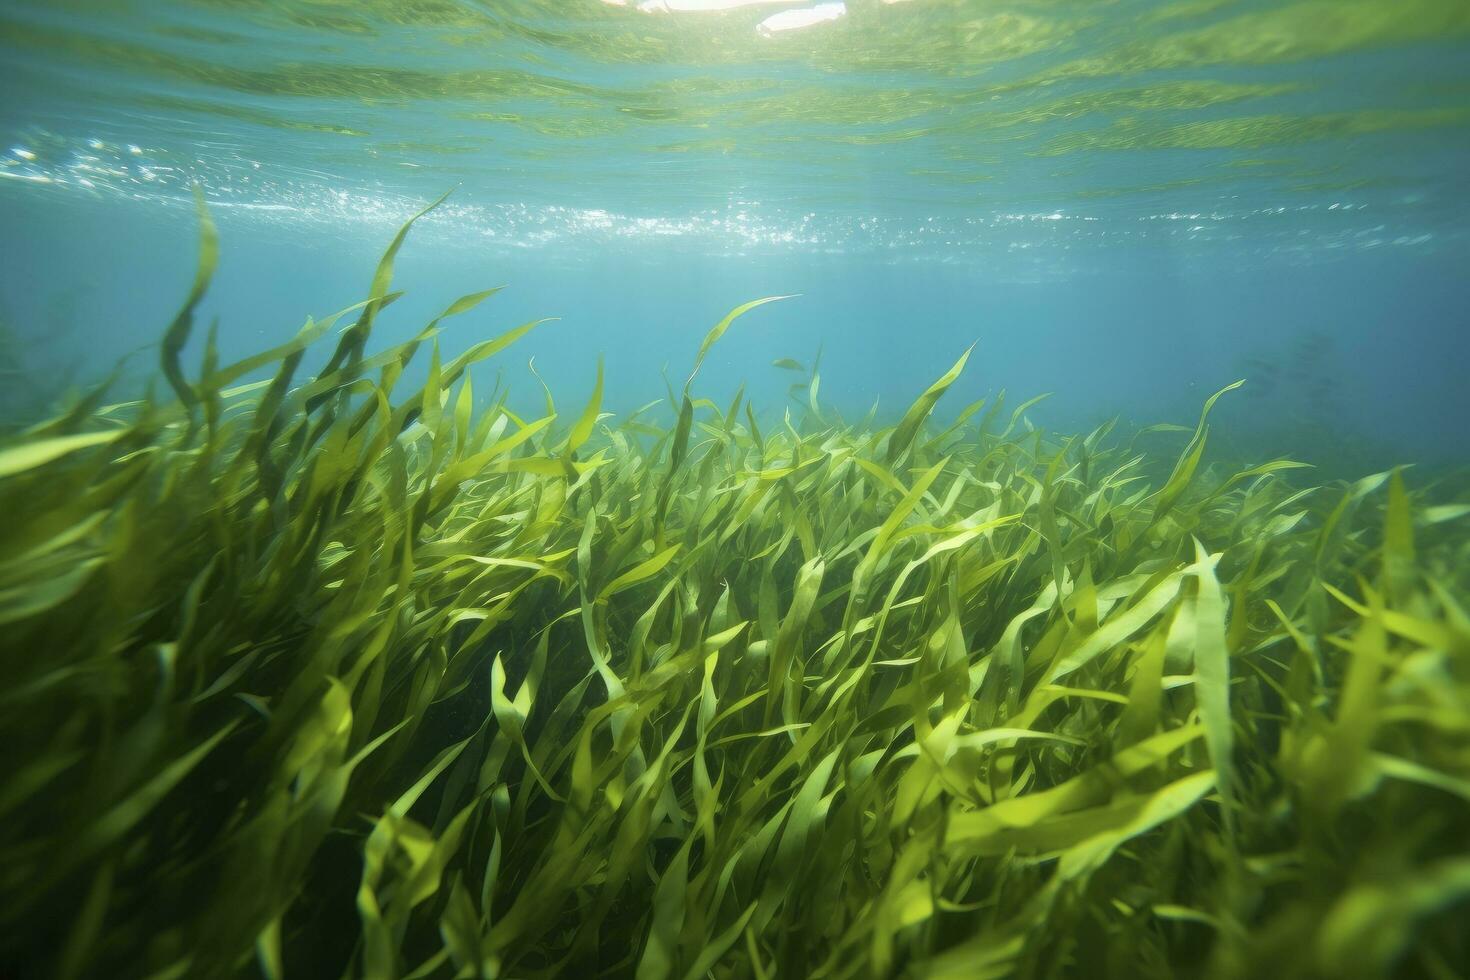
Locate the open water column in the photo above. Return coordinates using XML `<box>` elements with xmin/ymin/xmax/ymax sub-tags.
<box><xmin>1</xmin><ymin>2</ymin><xmax>1468</xmax><ymax>978</ymax></box>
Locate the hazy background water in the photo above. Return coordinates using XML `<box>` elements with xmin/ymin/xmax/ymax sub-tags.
<box><xmin>1</xmin><ymin>0</ymin><xmax>1467</xmax><ymax>471</ymax></box>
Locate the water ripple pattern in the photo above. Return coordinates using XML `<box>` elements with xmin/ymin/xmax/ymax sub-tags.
<box><xmin>1</xmin><ymin>0</ymin><xmax>1467</xmax><ymax>262</ymax></box>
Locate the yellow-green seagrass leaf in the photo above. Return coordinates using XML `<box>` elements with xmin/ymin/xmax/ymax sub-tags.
<box><xmin>1189</xmin><ymin>538</ymin><xmax>1235</xmax><ymax>835</ymax></box>
<box><xmin>1152</xmin><ymin>378</ymin><xmax>1245</xmax><ymax>521</ymax></box>
<box><xmin>1055</xmin><ymin>771</ymin><xmax>1217</xmax><ymax>879</ymax></box>
<box><xmin>686</xmin><ymin>295</ymin><xmax>796</xmax><ymax>390</ymax></box>
<box><xmin>0</xmin><ymin>429</ymin><xmax>124</xmax><ymax>479</ymax></box>
<box><xmin>602</xmin><ymin>544</ymin><xmax>682</xmax><ymax>599</ymax></box>
<box><xmin>1316</xmin><ymin>856</ymin><xmax>1470</xmax><ymax>978</ymax></box>
<box><xmin>70</xmin><ymin>719</ymin><xmax>241</xmax><ymax>867</ymax></box>
<box><xmin>887</xmin><ymin>345</ymin><xmax>973</xmax><ymax>465</ymax></box>
<box><xmin>1044</xmin><ymin>567</ymin><xmax>1189</xmax><ymax>684</ymax></box>
<box><xmin>568</xmin><ymin>356</ymin><xmax>604</xmax><ymax>454</ymax></box>
<box><xmin>160</xmin><ymin>185</ymin><xmax>218</xmax><ymax>406</ymax></box>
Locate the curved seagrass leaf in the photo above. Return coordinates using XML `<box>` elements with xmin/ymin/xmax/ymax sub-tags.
<box><xmin>887</xmin><ymin>344</ymin><xmax>973</xmax><ymax>465</ymax></box>
<box><xmin>159</xmin><ymin>185</ymin><xmax>218</xmax><ymax>408</ymax></box>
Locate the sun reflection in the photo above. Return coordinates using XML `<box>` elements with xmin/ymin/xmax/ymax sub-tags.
<box><xmin>603</xmin><ymin>0</ymin><xmax>850</xmax><ymax>35</ymax></box>
<box><xmin>757</xmin><ymin>3</ymin><xmax>846</xmax><ymax>36</ymax></box>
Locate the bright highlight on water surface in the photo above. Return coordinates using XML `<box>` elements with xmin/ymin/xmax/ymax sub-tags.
<box><xmin>613</xmin><ymin>0</ymin><xmax>850</xmax><ymax>35</ymax></box>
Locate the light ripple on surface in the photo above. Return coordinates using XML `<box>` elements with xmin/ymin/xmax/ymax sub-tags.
<box><xmin>1</xmin><ymin>127</ymin><xmax>1458</xmax><ymax>276</ymax></box>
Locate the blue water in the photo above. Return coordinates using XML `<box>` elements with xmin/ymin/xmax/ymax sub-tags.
<box><xmin>2</xmin><ymin>0</ymin><xmax>1468</xmax><ymax>470</ymax></box>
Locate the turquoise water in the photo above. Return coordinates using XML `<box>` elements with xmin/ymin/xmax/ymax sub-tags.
<box><xmin>4</xmin><ymin>6</ymin><xmax>1470</xmax><ymax>979</ymax></box>
<box><xmin>2</xmin><ymin>0</ymin><xmax>1468</xmax><ymax>469</ymax></box>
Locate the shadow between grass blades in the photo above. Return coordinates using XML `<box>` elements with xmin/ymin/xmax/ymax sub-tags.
<box><xmin>1</xmin><ymin>194</ymin><xmax>1469</xmax><ymax>980</ymax></box>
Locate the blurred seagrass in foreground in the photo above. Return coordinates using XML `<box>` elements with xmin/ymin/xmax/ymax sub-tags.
<box><xmin>1</xmin><ymin>199</ymin><xmax>1468</xmax><ymax>980</ymax></box>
